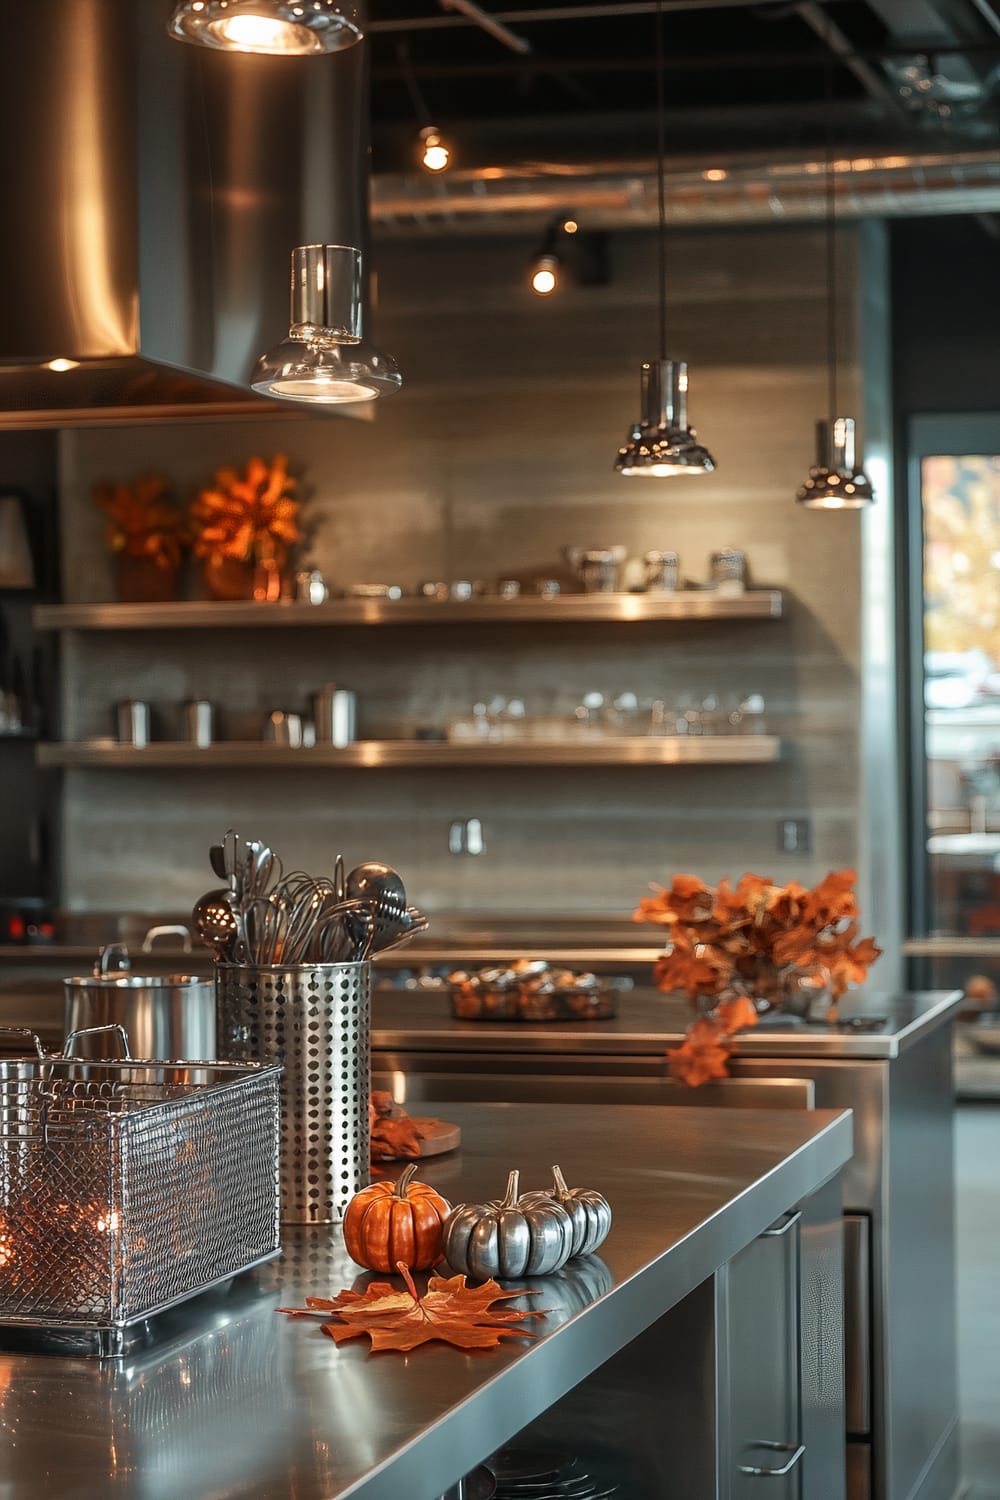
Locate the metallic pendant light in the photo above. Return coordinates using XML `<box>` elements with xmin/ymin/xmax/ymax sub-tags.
<box><xmin>796</xmin><ymin>76</ymin><xmax>874</xmax><ymax>510</ymax></box>
<box><xmin>252</xmin><ymin>245</ymin><xmax>401</xmax><ymax>404</ymax></box>
<box><xmin>168</xmin><ymin>1</ymin><xmax>362</xmax><ymax>56</ymax></box>
<box><xmin>614</xmin><ymin>0</ymin><xmax>714</xmax><ymax>478</ymax></box>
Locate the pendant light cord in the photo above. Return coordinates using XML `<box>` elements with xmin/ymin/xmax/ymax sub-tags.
<box><xmin>656</xmin><ymin>0</ymin><xmax>667</xmax><ymax>362</ymax></box>
<box><xmin>824</xmin><ymin>61</ymin><xmax>838</xmax><ymax>423</ymax></box>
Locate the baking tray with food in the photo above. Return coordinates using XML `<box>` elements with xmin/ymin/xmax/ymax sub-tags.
<box><xmin>445</xmin><ymin>960</ymin><xmax>625</xmax><ymax>1022</ymax></box>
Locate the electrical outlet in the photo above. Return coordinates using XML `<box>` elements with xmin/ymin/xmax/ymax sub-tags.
<box><xmin>448</xmin><ymin>818</ymin><xmax>486</xmax><ymax>855</ymax></box>
<box><xmin>777</xmin><ymin>817</ymin><xmax>811</xmax><ymax>854</ymax></box>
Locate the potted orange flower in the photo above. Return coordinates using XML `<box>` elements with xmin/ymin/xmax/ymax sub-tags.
<box><xmin>189</xmin><ymin>454</ymin><xmax>300</xmax><ymax>601</ymax></box>
<box><xmin>92</xmin><ymin>473</ymin><xmax>187</xmax><ymax>603</ymax></box>
<box><xmin>632</xmin><ymin>869</ymin><xmax>882</xmax><ymax>1086</ymax></box>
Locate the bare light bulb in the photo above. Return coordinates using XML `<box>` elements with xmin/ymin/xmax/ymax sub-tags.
<box><xmin>216</xmin><ymin>12</ymin><xmax>295</xmax><ymax>47</ymax></box>
<box><xmin>420</xmin><ymin>127</ymin><xmax>450</xmax><ymax>173</ymax></box>
<box><xmin>530</xmin><ymin>255</ymin><xmax>559</xmax><ymax>296</ymax></box>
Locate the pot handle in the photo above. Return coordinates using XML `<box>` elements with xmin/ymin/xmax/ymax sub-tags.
<box><xmin>141</xmin><ymin>924</ymin><xmax>193</xmax><ymax>955</ymax></box>
<box><xmin>63</xmin><ymin>1024</ymin><xmax>133</xmax><ymax>1060</ymax></box>
<box><xmin>97</xmin><ymin>942</ymin><xmax>131</xmax><ymax>976</ymax></box>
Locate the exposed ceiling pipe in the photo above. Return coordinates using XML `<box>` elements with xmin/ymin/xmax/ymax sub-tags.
<box><xmin>371</xmin><ymin>147</ymin><xmax>1000</xmax><ymax>233</ymax></box>
<box><xmin>367</xmin><ymin>0</ymin><xmax>821</xmax><ymax>32</ymax></box>
<box><xmin>794</xmin><ymin>1</ymin><xmax>912</xmax><ymax>119</ymax></box>
<box><xmin>437</xmin><ymin>0</ymin><xmax>532</xmax><ymax>52</ymax></box>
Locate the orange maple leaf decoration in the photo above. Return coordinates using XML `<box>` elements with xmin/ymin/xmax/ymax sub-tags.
<box><xmin>278</xmin><ymin>1261</ymin><xmax>546</xmax><ymax>1353</ymax></box>
<box><xmin>189</xmin><ymin>454</ymin><xmax>300</xmax><ymax>568</ymax></box>
<box><xmin>92</xmin><ymin>473</ymin><xmax>187</xmax><ymax>569</ymax></box>
<box><xmin>634</xmin><ymin>869</ymin><xmax>882</xmax><ymax>1087</ymax></box>
<box><xmin>369</xmin><ymin>1089</ymin><xmax>424</xmax><ymax>1162</ymax></box>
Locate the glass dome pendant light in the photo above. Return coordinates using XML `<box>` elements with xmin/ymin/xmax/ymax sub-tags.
<box><xmin>252</xmin><ymin>245</ymin><xmax>401</xmax><ymax>404</ymax></box>
<box><xmin>168</xmin><ymin>1</ymin><xmax>363</xmax><ymax>56</ymax></box>
<box><xmin>614</xmin><ymin>0</ymin><xmax>714</xmax><ymax>478</ymax></box>
<box><xmin>796</xmin><ymin>81</ymin><xmax>874</xmax><ymax>510</ymax></box>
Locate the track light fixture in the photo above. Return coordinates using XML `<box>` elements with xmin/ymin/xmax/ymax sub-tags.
<box><xmin>168</xmin><ymin>1</ymin><xmax>362</xmax><ymax>55</ymax></box>
<box><xmin>528</xmin><ymin>214</ymin><xmax>606</xmax><ymax>297</ymax></box>
<box><xmin>612</xmin><ymin>0</ymin><xmax>714</xmax><ymax>477</ymax></box>
<box><xmin>252</xmin><ymin>245</ymin><xmax>401</xmax><ymax>405</ymax></box>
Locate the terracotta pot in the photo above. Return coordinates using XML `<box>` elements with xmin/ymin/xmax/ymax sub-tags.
<box><xmin>201</xmin><ymin>556</ymin><xmax>256</xmax><ymax>601</ymax></box>
<box><xmin>116</xmin><ymin>554</ymin><xmax>181</xmax><ymax>604</ymax></box>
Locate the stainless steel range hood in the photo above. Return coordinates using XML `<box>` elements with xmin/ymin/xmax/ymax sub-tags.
<box><xmin>0</xmin><ymin>0</ymin><xmax>368</xmax><ymax>429</ymax></box>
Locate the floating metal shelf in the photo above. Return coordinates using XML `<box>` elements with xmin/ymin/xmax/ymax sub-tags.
<box><xmin>33</xmin><ymin>591</ymin><xmax>783</xmax><ymax>631</ymax></box>
<box><xmin>37</xmin><ymin>736</ymin><xmax>780</xmax><ymax>770</ymax></box>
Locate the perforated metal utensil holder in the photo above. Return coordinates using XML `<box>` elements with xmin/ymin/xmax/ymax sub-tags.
<box><xmin>215</xmin><ymin>963</ymin><xmax>371</xmax><ymax>1225</ymax></box>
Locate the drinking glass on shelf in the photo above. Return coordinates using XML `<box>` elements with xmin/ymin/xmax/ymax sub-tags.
<box><xmin>610</xmin><ymin>691</ymin><xmax>640</xmax><ymax>735</ymax></box>
<box><xmin>738</xmin><ymin>692</ymin><xmax>767</xmax><ymax>734</ymax></box>
<box><xmin>572</xmin><ymin>692</ymin><xmax>607</xmax><ymax>738</ymax></box>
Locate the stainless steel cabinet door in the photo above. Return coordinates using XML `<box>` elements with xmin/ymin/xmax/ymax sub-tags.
<box><xmin>718</xmin><ymin>1212</ymin><xmax>803</xmax><ymax>1499</ymax></box>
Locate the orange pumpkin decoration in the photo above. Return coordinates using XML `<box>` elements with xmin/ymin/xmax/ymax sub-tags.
<box><xmin>343</xmin><ymin>1164</ymin><xmax>451</xmax><ymax>1273</ymax></box>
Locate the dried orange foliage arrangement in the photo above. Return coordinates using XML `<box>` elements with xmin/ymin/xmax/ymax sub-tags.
<box><xmin>188</xmin><ymin>454</ymin><xmax>300</xmax><ymax>571</ymax></box>
<box><xmin>278</xmin><ymin>1261</ymin><xmax>545</xmax><ymax>1353</ymax></box>
<box><xmin>633</xmin><ymin>869</ymin><xmax>882</xmax><ymax>1086</ymax></box>
<box><xmin>92</xmin><ymin>473</ymin><xmax>187</xmax><ymax>570</ymax></box>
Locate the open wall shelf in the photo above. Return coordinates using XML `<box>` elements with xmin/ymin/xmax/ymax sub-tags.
<box><xmin>36</xmin><ymin>736</ymin><xmax>781</xmax><ymax>770</ymax></box>
<box><xmin>33</xmin><ymin>591</ymin><xmax>784</xmax><ymax>631</ymax></box>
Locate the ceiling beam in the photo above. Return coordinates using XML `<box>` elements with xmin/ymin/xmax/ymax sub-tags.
<box><xmin>367</xmin><ymin>0</ymin><xmax>861</xmax><ymax>31</ymax></box>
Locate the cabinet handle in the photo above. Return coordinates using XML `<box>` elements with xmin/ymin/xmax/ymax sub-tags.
<box><xmin>761</xmin><ymin>1210</ymin><xmax>802</xmax><ymax>1239</ymax></box>
<box><xmin>738</xmin><ymin>1441</ymin><xmax>805</xmax><ymax>1477</ymax></box>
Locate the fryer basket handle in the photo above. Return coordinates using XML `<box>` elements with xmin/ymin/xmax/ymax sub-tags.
<box><xmin>62</xmin><ymin>1024</ymin><xmax>133</xmax><ymax>1059</ymax></box>
<box><xmin>0</xmin><ymin>1027</ymin><xmax>47</xmax><ymax>1060</ymax></box>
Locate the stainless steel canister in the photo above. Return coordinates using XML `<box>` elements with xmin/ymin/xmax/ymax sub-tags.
<box><xmin>63</xmin><ymin>968</ymin><xmax>216</xmax><ymax>1061</ymax></box>
<box><xmin>116</xmin><ymin>700</ymin><xmax>150</xmax><ymax>747</ymax></box>
<box><xmin>182</xmin><ymin>699</ymin><xmax>214</xmax><ymax>747</ymax></box>
<box><xmin>312</xmin><ymin>684</ymin><xmax>357</xmax><ymax>747</ymax></box>
<box><xmin>215</xmin><ymin>961</ymin><xmax>371</xmax><ymax>1225</ymax></box>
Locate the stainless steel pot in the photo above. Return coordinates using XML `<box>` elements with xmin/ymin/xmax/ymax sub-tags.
<box><xmin>64</xmin><ymin>932</ymin><xmax>215</xmax><ymax>1061</ymax></box>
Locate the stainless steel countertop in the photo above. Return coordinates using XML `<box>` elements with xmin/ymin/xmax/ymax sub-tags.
<box><xmin>0</xmin><ymin>983</ymin><xmax>962</xmax><ymax>1060</ymax></box>
<box><xmin>0</xmin><ymin>1102</ymin><xmax>851</xmax><ymax>1500</ymax></box>
<box><xmin>370</xmin><ymin>989</ymin><xmax>963</xmax><ymax>1060</ymax></box>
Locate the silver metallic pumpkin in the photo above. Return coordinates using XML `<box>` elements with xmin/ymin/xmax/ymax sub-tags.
<box><xmin>521</xmin><ymin>1164</ymin><xmax>612</xmax><ymax>1258</ymax></box>
<box><xmin>442</xmin><ymin>1168</ymin><xmax>575</xmax><ymax>1279</ymax></box>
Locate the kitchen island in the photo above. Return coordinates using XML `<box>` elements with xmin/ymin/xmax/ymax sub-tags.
<box><xmin>370</xmin><ymin>988</ymin><xmax>960</xmax><ymax>1500</ymax></box>
<box><xmin>0</xmin><ymin>1101</ymin><xmax>851</xmax><ymax>1500</ymax></box>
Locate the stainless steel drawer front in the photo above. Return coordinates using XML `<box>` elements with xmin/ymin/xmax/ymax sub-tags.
<box><xmin>843</xmin><ymin>1215</ymin><xmax>872</xmax><ymax>1436</ymax></box>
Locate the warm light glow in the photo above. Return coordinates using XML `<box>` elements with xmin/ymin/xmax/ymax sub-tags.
<box><xmin>216</xmin><ymin>12</ymin><xmax>296</xmax><ymax>46</ymax></box>
<box><xmin>268</xmin><ymin>376</ymin><xmax>379</xmax><ymax>403</ymax></box>
<box><xmin>703</xmin><ymin>169</ymin><xmax>727</xmax><ymax>182</ymax></box>
<box><xmin>420</xmin><ymin>128</ymin><xmax>450</xmax><ymax>173</ymax></box>
<box><xmin>562</xmin><ymin>219</ymin><xmax>579</xmax><ymax>234</ymax></box>
<box><xmin>46</xmin><ymin>358</ymin><xmax>80</xmax><ymax>373</ymax></box>
<box><xmin>168</xmin><ymin>0</ymin><xmax>363</xmax><ymax>55</ymax></box>
<box><xmin>96</xmin><ymin>1210</ymin><xmax>121</xmax><ymax>1234</ymax></box>
<box><xmin>530</xmin><ymin>254</ymin><xmax>559</xmax><ymax>296</ymax></box>
<box><xmin>423</xmin><ymin>142</ymin><xmax>449</xmax><ymax>172</ymax></box>
<box><xmin>620</xmin><ymin>462</ymin><xmax>709</xmax><ymax>478</ymax></box>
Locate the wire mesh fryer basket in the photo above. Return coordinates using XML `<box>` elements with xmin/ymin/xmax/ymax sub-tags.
<box><xmin>0</xmin><ymin>1028</ymin><xmax>281</xmax><ymax>1333</ymax></box>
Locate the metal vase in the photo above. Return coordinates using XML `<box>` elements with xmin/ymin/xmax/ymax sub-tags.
<box><xmin>215</xmin><ymin>962</ymin><xmax>371</xmax><ymax>1226</ymax></box>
